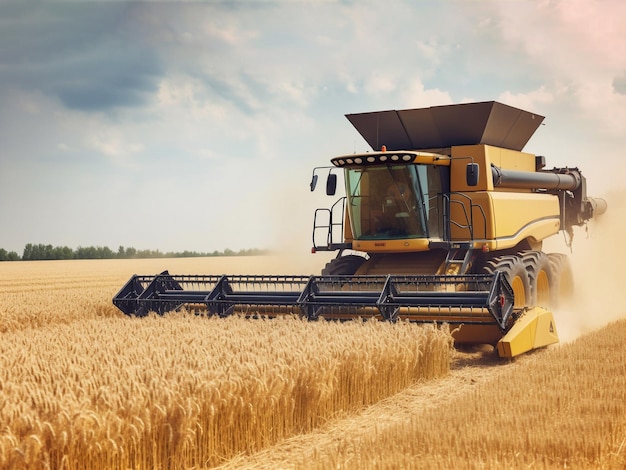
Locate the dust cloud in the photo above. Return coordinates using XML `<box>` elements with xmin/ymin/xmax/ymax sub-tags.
<box><xmin>254</xmin><ymin>252</ymin><xmax>335</xmax><ymax>276</ymax></box>
<box><xmin>262</xmin><ymin>174</ymin><xmax>337</xmax><ymax>276</ymax></box>
<box><xmin>547</xmin><ymin>189</ymin><xmax>626</xmax><ymax>342</ymax></box>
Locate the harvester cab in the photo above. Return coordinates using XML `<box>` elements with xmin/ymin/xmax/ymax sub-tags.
<box><xmin>114</xmin><ymin>101</ymin><xmax>607</xmax><ymax>358</ymax></box>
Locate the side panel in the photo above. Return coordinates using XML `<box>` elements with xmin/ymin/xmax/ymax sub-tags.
<box><xmin>489</xmin><ymin>146</ymin><xmax>536</xmax><ymax>172</ymax></box>
<box><xmin>450</xmin><ymin>145</ymin><xmax>492</xmax><ymax>192</ymax></box>
<box><xmin>450</xmin><ymin>144</ymin><xmax>536</xmax><ymax>193</ymax></box>
<box><xmin>450</xmin><ymin>191</ymin><xmax>561</xmax><ymax>247</ymax></box>
<box><xmin>490</xmin><ymin>192</ymin><xmax>560</xmax><ymax>240</ymax></box>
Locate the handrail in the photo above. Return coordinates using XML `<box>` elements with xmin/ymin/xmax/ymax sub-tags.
<box><xmin>312</xmin><ymin>197</ymin><xmax>348</xmax><ymax>251</ymax></box>
<box><xmin>442</xmin><ymin>192</ymin><xmax>487</xmax><ymax>242</ymax></box>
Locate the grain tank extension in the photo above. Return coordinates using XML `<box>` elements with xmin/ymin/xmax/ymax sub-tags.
<box><xmin>114</xmin><ymin>101</ymin><xmax>606</xmax><ymax>358</ymax></box>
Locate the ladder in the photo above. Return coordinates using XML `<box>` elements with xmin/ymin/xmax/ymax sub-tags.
<box><xmin>442</xmin><ymin>243</ymin><xmax>474</xmax><ymax>275</ymax></box>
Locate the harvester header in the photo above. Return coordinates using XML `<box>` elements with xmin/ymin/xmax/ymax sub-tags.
<box><xmin>114</xmin><ymin>101</ymin><xmax>606</xmax><ymax>358</ymax></box>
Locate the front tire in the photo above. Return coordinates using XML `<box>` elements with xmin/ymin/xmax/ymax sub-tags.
<box><xmin>482</xmin><ymin>255</ymin><xmax>532</xmax><ymax>308</ymax></box>
<box><xmin>321</xmin><ymin>255</ymin><xmax>367</xmax><ymax>275</ymax></box>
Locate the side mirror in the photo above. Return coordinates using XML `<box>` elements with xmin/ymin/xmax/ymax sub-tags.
<box><xmin>310</xmin><ymin>174</ymin><xmax>318</xmax><ymax>191</ymax></box>
<box><xmin>466</xmin><ymin>163</ymin><xmax>479</xmax><ymax>187</ymax></box>
<box><xmin>326</xmin><ymin>173</ymin><xmax>337</xmax><ymax>196</ymax></box>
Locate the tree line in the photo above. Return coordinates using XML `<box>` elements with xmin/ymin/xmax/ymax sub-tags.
<box><xmin>0</xmin><ymin>244</ymin><xmax>269</xmax><ymax>261</ymax></box>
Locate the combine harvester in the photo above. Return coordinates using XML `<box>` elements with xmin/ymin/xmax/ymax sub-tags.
<box><xmin>114</xmin><ymin>101</ymin><xmax>606</xmax><ymax>357</ymax></box>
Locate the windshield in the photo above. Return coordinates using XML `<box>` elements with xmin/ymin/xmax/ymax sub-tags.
<box><xmin>345</xmin><ymin>164</ymin><xmax>443</xmax><ymax>240</ymax></box>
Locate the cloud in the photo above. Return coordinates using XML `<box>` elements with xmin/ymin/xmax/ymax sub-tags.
<box><xmin>0</xmin><ymin>2</ymin><xmax>163</xmax><ymax>111</ymax></box>
<box><xmin>497</xmin><ymin>87</ymin><xmax>554</xmax><ymax>114</ymax></box>
<box><xmin>53</xmin><ymin>51</ymin><xmax>161</xmax><ymax>111</ymax></box>
<box><xmin>87</xmin><ymin>130</ymin><xmax>144</xmax><ymax>167</ymax></box>
<box><xmin>488</xmin><ymin>0</ymin><xmax>626</xmax><ymax>135</ymax></box>
<box><xmin>614</xmin><ymin>72</ymin><xmax>626</xmax><ymax>95</ymax></box>
<box><xmin>1</xmin><ymin>0</ymin><xmax>626</xmax><ymax>255</ymax></box>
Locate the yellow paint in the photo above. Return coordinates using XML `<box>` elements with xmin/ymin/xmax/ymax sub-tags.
<box><xmin>449</xmin><ymin>144</ymin><xmax>536</xmax><ymax>192</ymax></box>
<box><xmin>352</xmin><ymin>238</ymin><xmax>431</xmax><ymax>253</ymax></box>
<box><xmin>449</xmin><ymin>191</ymin><xmax>560</xmax><ymax>247</ymax></box>
<box><xmin>333</xmin><ymin>143</ymin><xmax>566</xmax><ymax>356</ymax></box>
<box><xmin>412</xmin><ymin>153</ymin><xmax>451</xmax><ymax>166</ymax></box>
<box><xmin>496</xmin><ymin>307</ymin><xmax>559</xmax><ymax>358</ymax></box>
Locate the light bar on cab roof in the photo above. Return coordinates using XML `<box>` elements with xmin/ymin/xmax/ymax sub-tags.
<box><xmin>331</xmin><ymin>151</ymin><xmax>447</xmax><ymax>167</ymax></box>
<box><xmin>332</xmin><ymin>152</ymin><xmax>416</xmax><ymax>167</ymax></box>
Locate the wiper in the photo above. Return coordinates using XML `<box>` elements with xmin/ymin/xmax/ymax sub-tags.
<box><xmin>349</xmin><ymin>171</ymin><xmax>364</xmax><ymax>200</ymax></box>
<box><xmin>386</xmin><ymin>166</ymin><xmax>412</xmax><ymax>213</ymax></box>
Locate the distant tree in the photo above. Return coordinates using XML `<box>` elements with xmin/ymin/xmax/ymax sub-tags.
<box><xmin>136</xmin><ymin>248</ymin><xmax>162</xmax><ymax>259</ymax></box>
<box><xmin>75</xmin><ymin>246</ymin><xmax>98</xmax><ymax>259</ymax></box>
<box><xmin>14</xmin><ymin>243</ymin><xmax>266</xmax><ymax>260</ymax></box>
<box><xmin>237</xmin><ymin>248</ymin><xmax>267</xmax><ymax>256</ymax></box>
<box><xmin>23</xmin><ymin>243</ymin><xmax>51</xmax><ymax>260</ymax></box>
<box><xmin>98</xmin><ymin>246</ymin><xmax>114</xmax><ymax>259</ymax></box>
<box><xmin>52</xmin><ymin>246</ymin><xmax>74</xmax><ymax>260</ymax></box>
<box><xmin>0</xmin><ymin>248</ymin><xmax>19</xmax><ymax>261</ymax></box>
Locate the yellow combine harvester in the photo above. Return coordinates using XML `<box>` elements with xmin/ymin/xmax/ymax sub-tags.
<box><xmin>114</xmin><ymin>101</ymin><xmax>606</xmax><ymax>358</ymax></box>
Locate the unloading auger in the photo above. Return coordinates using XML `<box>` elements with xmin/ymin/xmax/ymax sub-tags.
<box><xmin>114</xmin><ymin>101</ymin><xmax>607</xmax><ymax>358</ymax></box>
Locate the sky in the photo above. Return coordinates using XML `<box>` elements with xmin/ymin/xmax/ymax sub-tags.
<box><xmin>1</xmin><ymin>0</ymin><xmax>625</xmax><ymax>255</ymax></box>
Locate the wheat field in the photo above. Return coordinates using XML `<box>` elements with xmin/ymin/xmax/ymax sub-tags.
<box><xmin>0</xmin><ymin>257</ymin><xmax>451</xmax><ymax>469</ymax></box>
<box><xmin>1</xmin><ymin>256</ymin><xmax>625</xmax><ymax>469</ymax></box>
<box><xmin>225</xmin><ymin>319</ymin><xmax>626</xmax><ymax>469</ymax></box>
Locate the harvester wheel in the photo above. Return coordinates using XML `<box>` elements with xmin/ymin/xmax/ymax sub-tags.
<box><xmin>483</xmin><ymin>255</ymin><xmax>531</xmax><ymax>308</ymax></box>
<box><xmin>518</xmin><ymin>251</ymin><xmax>556</xmax><ymax>307</ymax></box>
<box><xmin>321</xmin><ymin>255</ymin><xmax>367</xmax><ymax>275</ymax></box>
<box><xmin>548</xmin><ymin>253</ymin><xmax>574</xmax><ymax>307</ymax></box>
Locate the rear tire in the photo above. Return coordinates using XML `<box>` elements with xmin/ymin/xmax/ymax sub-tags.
<box><xmin>548</xmin><ymin>253</ymin><xmax>574</xmax><ymax>307</ymax></box>
<box><xmin>482</xmin><ymin>255</ymin><xmax>531</xmax><ymax>308</ymax></box>
<box><xmin>518</xmin><ymin>251</ymin><xmax>556</xmax><ymax>307</ymax></box>
<box><xmin>321</xmin><ymin>255</ymin><xmax>367</xmax><ymax>275</ymax></box>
